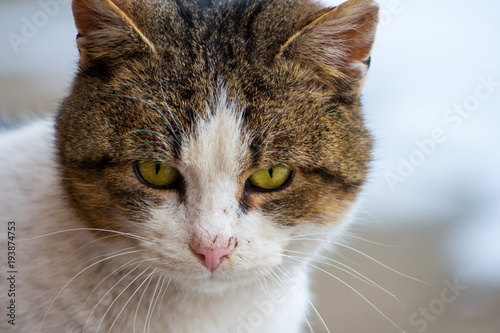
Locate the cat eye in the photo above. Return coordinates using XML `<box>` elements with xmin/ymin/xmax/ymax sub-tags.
<box><xmin>135</xmin><ymin>161</ymin><xmax>180</xmax><ymax>188</ymax></box>
<box><xmin>246</xmin><ymin>166</ymin><xmax>293</xmax><ymax>191</ymax></box>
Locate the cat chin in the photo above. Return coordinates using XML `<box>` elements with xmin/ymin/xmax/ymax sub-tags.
<box><xmin>148</xmin><ymin>257</ymin><xmax>277</xmax><ymax>293</ymax></box>
<box><xmin>163</xmin><ymin>271</ymin><xmax>256</xmax><ymax>294</ymax></box>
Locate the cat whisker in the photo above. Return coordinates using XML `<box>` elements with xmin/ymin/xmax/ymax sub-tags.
<box><xmin>131</xmin><ymin>140</ymin><xmax>177</xmax><ymax>160</ymax></box>
<box><xmin>96</xmin><ymin>266</ymin><xmax>153</xmax><ymax>333</ymax></box>
<box><xmin>118</xmin><ymin>130</ymin><xmax>175</xmax><ymax>159</ymax></box>
<box><xmin>133</xmin><ymin>270</ymin><xmax>156</xmax><ymax>333</ymax></box>
<box><xmin>85</xmin><ymin>247</ymin><xmax>139</xmax><ymax>267</ymax></box>
<box><xmin>107</xmin><ymin>269</ymin><xmax>159</xmax><ymax>333</ymax></box>
<box><xmin>290</xmin><ymin>231</ymin><xmax>404</xmax><ymax>248</ymax></box>
<box><xmin>84</xmin><ymin>261</ymin><xmax>144</xmax><ymax>333</ymax></box>
<box><xmin>268</xmin><ymin>269</ymin><xmax>318</xmax><ymax>333</ymax></box>
<box><xmin>39</xmin><ymin>249</ymin><xmax>143</xmax><ymax>333</ymax></box>
<box><xmin>265</xmin><ymin>150</ymin><xmax>305</xmax><ymax>159</ymax></box>
<box><xmin>278</xmin><ymin>264</ymin><xmax>330</xmax><ymax>333</ymax></box>
<box><xmin>56</xmin><ymin>234</ymin><xmax>120</xmax><ymax>265</ymax></box>
<box><xmin>285</xmin><ymin>249</ymin><xmax>369</xmax><ymax>284</ymax></box>
<box><xmin>133</xmin><ymin>140</ymin><xmax>173</xmax><ymax>154</ymax></box>
<box><xmin>156</xmin><ymin>276</ymin><xmax>171</xmax><ymax>317</ymax></box>
<box><xmin>264</xmin><ymin>123</ymin><xmax>328</xmax><ymax>143</ymax></box>
<box><xmin>91</xmin><ymin>92</ymin><xmax>155</xmax><ymax>110</ymax></box>
<box><xmin>158</xmin><ymin>55</ymin><xmax>183</xmax><ymax>129</ymax></box>
<box><xmin>342</xmin><ymin>234</ymin><xmax>405</xmax><ymax>248</ymax></box>
<box><xmin>92</xmin><ymin>92</ymin><xmax>180</xmax><ymax>133</ymax></box>
<box><xmin>143</xmin><ymin>274</ymin><xmax>163</xmax><ymax>333</ymax></box>
<box><xmin>283</xmin><ymin>252</ymin><xmax>403</xmax><ymax>307</ymax></box>
<box><xmin>117</xmin><ymin>129</ymin><xmax>174</xmax><ymax>144</ymax></box>
<box><xmin>152</xmin><ymin>277</ymin><xmax>168</xmax><ymax>332</ymax></box>
<box><xmin>261</xmin><ymin>273</ymin><xmax>290</xmax><ymax>331</ymax></box>
<box><xmin>284</xmin><ymin>256</ymin><xmax>407</xmax><ymax>333</ymax></box>
<box><xmin>293</xmin><ymin>237</ymin><xmax>430</xmax><ymax>285</ymax></box>
<box><xmin>252</xmin><ymin>276</ymin><xmax>269</xmax><ymax>299</ymax></box>
<box><xmin>143</xmin><ymin>277</ymin><xmax>165</xmax><ymax>332</ymax></box>
<box><xmin>249</xmin><ymin>96</ymin><xmax>310</xmax><ymax>157</ymax></box>
<box><xmin>357</xmin><ymin>207</ymin><xmax>388</xmax><ymax>231</ymax></box>
<box><xmin>85</xmin><ymin>257</ymin><xmax>141</xmax><ymax>304</ymax></box>
<box><xmin>287</xmin><ymin>231</ymin><xmax>347</xmax><ymax>240</ymax></box>
<box><xmin>22</xmin><ymin>227</ymin><xmax>154</xmax><ymax>245</ymax></box>
<box><xmin>255</xmin><ymin>275</ymin><xmax>290</xmax><ymax>330</ymax></box>
<box><xmin>93</xmin><ymin>91</ymin><xmax>185</xmax><ymax>150</ymax></box>
<box><xmin>257</xmin><ymin>97</ymin><xmax>303</xmax><ymax>138</ymax></box>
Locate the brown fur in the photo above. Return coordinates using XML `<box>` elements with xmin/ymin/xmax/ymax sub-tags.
<box><xmin>56</xmin><ymin>0</ymin><xmax>378</xmax><ymax>230</ymax></box>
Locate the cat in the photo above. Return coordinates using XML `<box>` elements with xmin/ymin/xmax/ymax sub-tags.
<box><xmin>0</xmin><ymin>0</ymin><xmax>378</xmax><ymax>331</ymax></box>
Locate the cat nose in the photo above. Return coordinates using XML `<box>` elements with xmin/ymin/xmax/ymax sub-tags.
<box><xmin>191</xmin><ymin>246</ymin><xmax>234</xmax><ymax>272</ymax></box>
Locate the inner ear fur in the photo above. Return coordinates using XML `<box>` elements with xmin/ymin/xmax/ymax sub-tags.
<box><xmin>279</xmin><ymin>0</ymin><xmax>379</xmax><ymax>85</ymax></box>
<box><xmin>72</xmin><ymin>0</ymin><xmax>157</xmax><ymax>67</ymax></box>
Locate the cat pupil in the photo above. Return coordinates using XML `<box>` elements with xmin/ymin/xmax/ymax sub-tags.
<box><xmin>268</xmin><ymin>168</ymin><xmax>273</xmax><ymax>178</ymax></box>
<box><xmin>155</xmin><ymin>163</ymin><xmax>161</xmax><ymax>175</ymax></box>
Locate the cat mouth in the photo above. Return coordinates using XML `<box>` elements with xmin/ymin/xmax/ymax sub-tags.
<box><xmin>162</xmin><ymin>269</ymin><xmax>254</xmax><ymax>293</ymax></box>
<box><xmin>147</xmin><ymin>255</ymin><xmax>268</xmax><ymax>291</ymax></box>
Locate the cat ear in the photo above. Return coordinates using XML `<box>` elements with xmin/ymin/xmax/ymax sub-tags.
<box><xmin>279</xmin><ymin>0</ymin><xmax>378</xmax><ymax>85</ymax></box>
<box><xmin>72</xmin><ymin>0</ymin><xmax>157</xmax><ymax>67</ymax></box>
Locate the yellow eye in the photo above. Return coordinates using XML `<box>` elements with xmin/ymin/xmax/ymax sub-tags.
<box><xmin>135</xmin><ymin>161</ymin><xmax>180</xmax><ymax>188</ymax></box>
<box><xmin>247</xmin><ymin>166</ymin><xmax>292</xmax><ymax>191</ymax></box>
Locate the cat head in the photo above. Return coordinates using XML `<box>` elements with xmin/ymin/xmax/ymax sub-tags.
<box><xmin>56</xmin><ymin>0</ymin><xmax>378</xmax><ymax>291</ymax></box>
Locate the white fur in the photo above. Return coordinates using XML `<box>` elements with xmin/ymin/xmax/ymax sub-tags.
<box><xmin>180</xmin><ymin>92</ymin><xmax>247</xmax><ymax>252</ymax></box>
<box><xmin>0</xmin><ymin>93</ymin><xmax>348</xmax><ymax>332</ymax></box>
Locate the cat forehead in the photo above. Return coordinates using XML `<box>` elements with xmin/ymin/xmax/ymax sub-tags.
<box><xmin>180</xmin><ymin>89</ymin><xmax>249</xmax><ymax>180</ymax></box>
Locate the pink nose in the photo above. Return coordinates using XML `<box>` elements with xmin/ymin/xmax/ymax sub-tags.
<box><xmin>192</xmin><ymin>246</ymin><xmax>233</xmax><ymax>272</ymax></box>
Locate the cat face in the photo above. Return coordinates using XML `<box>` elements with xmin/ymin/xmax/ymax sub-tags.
<box><xmin>56</xmin><ymin>0</ymin><xmax>377</xmax><ymax>291</ymax></box>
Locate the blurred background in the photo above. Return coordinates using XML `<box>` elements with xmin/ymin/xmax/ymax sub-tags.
<box><xmin>1</xmin><ymin>0</ymin><xmax>499</xmax><ymax>332</ymax></box>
